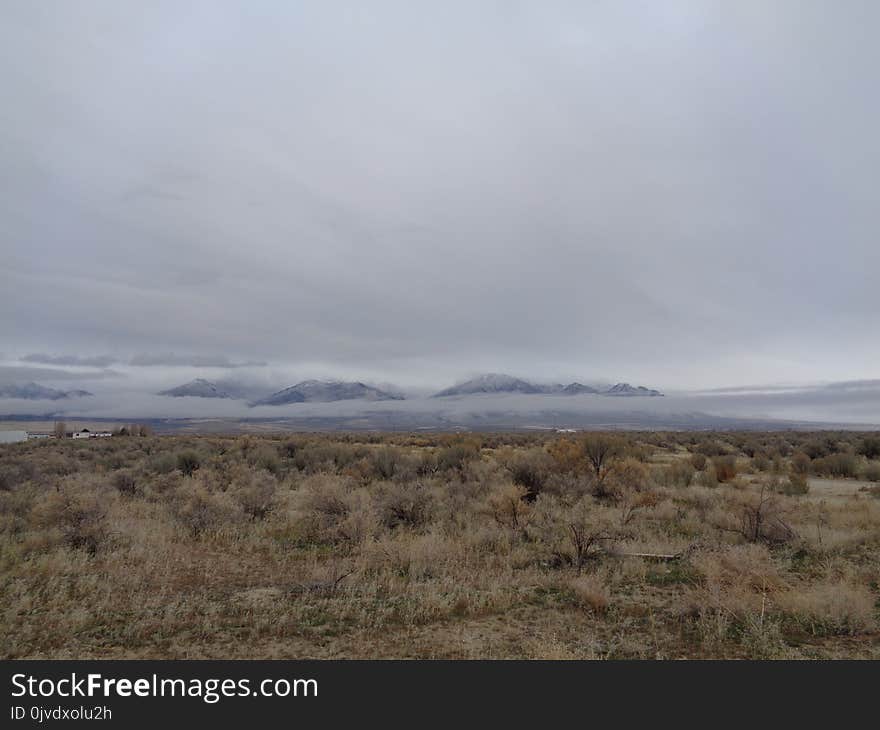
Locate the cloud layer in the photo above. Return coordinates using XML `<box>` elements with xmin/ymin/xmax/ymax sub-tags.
<box><xmin>2</xmin><ymin>2</ymin><xmax>878</xmax><ymax>390</ymax></box>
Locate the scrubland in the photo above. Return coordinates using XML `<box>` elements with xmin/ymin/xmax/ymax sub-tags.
<box><xmin>1</xmin><ymin>430</ymin><xmax>879</xmax><ymax>659</ymax></box>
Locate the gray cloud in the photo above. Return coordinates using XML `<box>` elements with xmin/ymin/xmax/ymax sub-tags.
<box><xmin>2</xmin><ymin>2</ymin><xmax>878</xmax><ymax>394</ymax></box>
<box><xmin>128</xmin><ymin>353</ymin><xmax>266</xmax><ymax>368</ymax></box>
<box><xmin>23</xmin><ymin>353</ymin><xmax>117</xmax><ymax>367</ymax></box>
<box><xmin>0</xmin><ymin>365</ymin><xmax>122</xmax><ymax>384</ymax></box>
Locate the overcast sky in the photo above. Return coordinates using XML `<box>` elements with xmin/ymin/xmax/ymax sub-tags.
<box><xmin>2</xmin><ymin>1</ymin><xmax>878</xmax><ymax>391</ymax></box>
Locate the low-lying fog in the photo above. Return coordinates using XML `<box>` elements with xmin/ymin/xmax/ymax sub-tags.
<box><xmin>2</xmin><ymin>360</ymin><xmax>879</xmax><ymax>428</ymax></box>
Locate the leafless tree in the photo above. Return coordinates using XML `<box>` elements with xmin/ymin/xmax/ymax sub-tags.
<box><xmin>567</xmin><ymin>521</ymin><xmax>617</xmax><ymax>575</ymax></box>
<box><xmin>718</xmin><ymin>483</ymin><xmax>796</xmax><ymax>545</ymax></box>
<box><xmin>582</xmin><ymin>434</ymin><xmax>623</xmax><ymax>489</ymax></box>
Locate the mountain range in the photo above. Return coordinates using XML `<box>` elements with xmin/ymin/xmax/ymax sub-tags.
<box><xmin>0</xmin><ymin>382</ymin><xmax>93</xmax><ymax>400</ymax></box>
<box><xmin>148</xmin><ymin>374</ymin><xmax>663</xmax><ymax>404</ymax></box>
<box><xmin>158</xmin><ymin>378</ymin><xmax>231</xmax><ymax>398</ymax></box>
<box><xmin>250</xmin><ymin>380</ymin><xmax>405</xmax><ymax>406</ymax></box>
<box><xmin>432</xmin><ymin>374</ymin><xmax>662</xmax><ymax>398</ymax></box>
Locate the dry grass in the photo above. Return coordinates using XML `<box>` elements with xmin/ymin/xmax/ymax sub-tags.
<box><xmin>1</xmin><ymin>430</ymin><xmax>878</xmax><ymax>659</ymax></box>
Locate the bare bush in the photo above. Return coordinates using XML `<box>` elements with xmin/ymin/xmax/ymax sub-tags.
<box><xmin>712</xmin><ymin>456</ymin><xmax>738</xmax><ymax>483</ymax></box>
<box><xmin>484</xmin><ymin>484</ymin><xmax>532</xmax><ymax>532</ymax></box>
<box><xmin>32</xmin><ymin>489</ymin><xmax>109</xmax><ymax>554</ymax></box>
<box><xmin>377</xmin><ymin>482</ymin><xmax>435</xmax><ymax>530</ymax></box>
<box><xmin>169</xmin><ymin>483</ymin><xmax>241</xmax><ymax>537</ymax></box>
<box><xmin>176</xmin><ymin>451</ymin><xmax>202</xmax><ymax>477</ymax></box>
<box><xmin>717</xmin><ymin>485</ymin><xmax>795</xmax><ymax>545</ymax></box>
<box><xmin>112</xmin><ymin>470</ymin><xmax>138</xmax><ymax>496</ymax></box>
<box><xmin>232</xmin><ymin>470</ymin><xmax>279</xmax><ymax>520</ymax></box>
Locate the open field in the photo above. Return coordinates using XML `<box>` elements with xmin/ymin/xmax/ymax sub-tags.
<box><xmin>2</xmin><ymin>431</ymin><xmax>879</xmax><ymax>659</ymax></box>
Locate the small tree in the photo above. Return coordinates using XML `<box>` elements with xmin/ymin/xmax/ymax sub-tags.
<box><xmin>54</xmin><ymin>421</ymin><xmax>67</xmax><ymax>439</ymax></box>
<box><xmin>582</xmin><ymin>434</ymin><xmax>623</xmax><ymax>485</ymax></box>
<box><xmin>176</xmin><ymin>451</ymin><xmax>202</xmax><ymax>477</ymax></box>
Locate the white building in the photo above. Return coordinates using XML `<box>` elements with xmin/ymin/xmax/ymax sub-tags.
<box><xmin>0</xmin><ymin>430</ymin><xmax>28</xmax><ymax>444</ymax></box>
<box><xmin>71</xmin><ymin>429</ymin><xmax>113</xmax><ymax>439</ymax></box>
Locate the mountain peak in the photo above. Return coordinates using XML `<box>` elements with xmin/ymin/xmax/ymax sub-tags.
<box><xmin>158</xmin><ymin>379</ymin><xmax>231</xmax><ymax>398</ymax></box>
<box><xmin>433</xmin><ymin>374</ymin><xmax>543</xmax><ymax>397</ymax></box>
<box><xmin>0</xmin><ymin>382</ymin><xmax>92</xmax><ymax>400</ymax></box>
<box><xmin>605</xmin><ymin>382</ymin><xmax>663</xmax><ymax>396</ymax></box>
<box><xmin>252</xmin><ymin>380</ymin><xmax>404</xmax><ymax>406</ymax></box>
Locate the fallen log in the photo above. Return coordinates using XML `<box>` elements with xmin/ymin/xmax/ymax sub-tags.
<box><xmin>608</xmin><ymin>551</ymin><xmax>682</xmax><ymax>562</ymax></box>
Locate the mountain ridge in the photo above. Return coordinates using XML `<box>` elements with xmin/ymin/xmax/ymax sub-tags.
<box><xmin>252</xmin><ymin>379</ymin><xmax>405</xmax><ymax>406</ymax></box>
<box><xmin>432</xmin><ymin>374</ymin><xmax>662</xmax><ymax>398</ymax></box>
<box><xmin>158</xmin><ymin>378</ymin><xmax>232</xmax><ymax>399</ymax></box>
<box><xmin>0</xmin><ymin>382</ymin><xmax>93</xmax><ymax>400</ymax></box>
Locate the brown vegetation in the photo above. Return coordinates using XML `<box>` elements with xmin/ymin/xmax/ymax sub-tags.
<box><xmin>1</xmin><ymin>430</ymin><xmax>878</xmax><ymax>659</ymax></box>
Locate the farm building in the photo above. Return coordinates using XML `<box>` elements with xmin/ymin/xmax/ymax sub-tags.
<box><xmin>0</xmin><ymin>430</ymin><xmax>28</xmax><ymax>444</ymax></box>
<box><xmin>71</xmin><ymin>428</ymin><xmax>112</xmax><ymax>439</ymax></box>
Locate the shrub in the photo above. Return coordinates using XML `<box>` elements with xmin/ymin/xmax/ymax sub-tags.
<box><xmin>611</xmin><ymin>458</ymin><xmax>651</xmax><ymax>491</ymax></box>
<box><xmin>232</xmin><ymin>471</ymin><xmax>279</xmax><ymax>520</ymax></box>
<box><xmin>371</xmin><ymin>447</ymin><xmax>402</xmax><ymax>480</ymax></box>
<box><xmin>811</xmin><ymin>453</ymin><xmax>857</xmax><ymax>479</ymax></box>
<box><xmin>176</xmin><ymin>451</ymin><xmax>202</xmax><ymax>477</ymax></box>
<box><xmin>862</xmin><ymin>462</ymin><xmax>880</xmax><ymax>482</ymax></box>
<box><xmin>779</xmin><ymin>472</ymin><xmax>809</xmax><ymax>496</ymax></box>
<box><xmin>436</xmin><ymin>442</ymin><xmax>480</xmax><ymax>472</ymax></box>
<box><xmin>112</xmin><ymin>471</ymin><xmax>138</xmax><ymax>496</ymax></box>
<box><xmin>778</xmin><ymin>582</ymin><xmax>877</xmax><ymax>636</ymax></box>
<box><xmin>377</xmin><ymin>482</ymin><xmax>435</xmax><ymax>530</ymax></box>
<box><xmin>547</xmin><ymin>438</ymin><xmax>585</xmax><ymax>473</ymax></box>
<box><xmin>32</xmin><ymin>489</ymin><xmax>109</xmax><ymax>554</ymax></box>
<box><xmin>293</xmin><ymin>475</ymin><xmax>377</xmax><ymax>545</ymax></box>
<box><xmin>508</xmin><ymin>449</ymin><xmax>552</xmax><ymax>499</ymax></box>
<box><xmin>655</xmin><ymin>460</ymin><xmax>695</xmax><ymax>487</ymax></box>
<box><xmin>696</xmin><ymin>440</ymin><xmax>728</xmax><ymax>457</ymax></box>
<box><xmin>484</xmin><ymin>484</ymin><xmax>532</xmax><ymax>531</ymax></box>
<box><xmin>802</xmin><ymin>440</ymin><xmax>831</xmax><ymax>459</ymax></box>
<box><xmin>147</xmin><ymin>452</ymin><xmax>177</xmax><ymax>474</ymax></box>
<box><xmin>568</xmin><ymin>575</ymin><xmax>610</xmax><ymax>615</ymax></box>
<box><xmin>248</xmin><ymin>445</ymin><xmax>281</xmax><ymax>475</ymax></box>
<box><xmin>712</xmin><ymin>456</ymin><xmax>737</xmax><ymax>483</ymax></box>
<box><xmin>689</xmin><ymin>453</ymin><xmax>708</xmax><ymax>471</ymax></box>
<box><xmin>790</xmin><ymin>452</ymin><xmax>811</xmax><ymax>475</ymax></box>
<box><xmin>698</xmin><ymin>466</ymin><xmax>719</xmax><ymax>488</ymax></box>
<box><xmin>170</xmin><ymin>484</ymin><xmax>240</xmax><ymax>536</ymax></box>
<box><xmin>582</xmin><ymin>434</ymin><xmax>624</xmax><ymax>484</ymax></box>
<box><xmin>717</xmin><ymin>487</ymin><xmax>795</xmax><ymax>545</ymax></box>
<box><xmin>856</xmin><ymin>436</ymin><xmax>880</xmax><ymax>460</ymax></box>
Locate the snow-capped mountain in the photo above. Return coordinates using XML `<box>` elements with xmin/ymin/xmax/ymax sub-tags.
<box><xmin>432</xmin><ymin>374</ymin><xmax>545</xmax><ymax>397</ymax></box>
<box><xmin>0</xmin><ymin>382</ymin><xmax>93</xmax><ymax>400</ymax></box>
<box><xmin>604</xmin><ymin>382</ymin><xmax>663</xmax><ymax>397</ymax></box>
<box><xmin>251</xmin><ymin>380</ymin><xmax>405</xmax><ymax>406</ymax></box>
<box><xmin>158</xmin><ymin>379</ymin><xmax>232</xmax><ymax>398</ymax></box>
<box><xmin>561</xmin><ymin>382</ymin><xmax>600</xmax><ymax>395</ymax></box>
<box><xmin>433</xmin><ymin>374</ymin><xmax>661</xmax><ymax>397</ymax></box>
